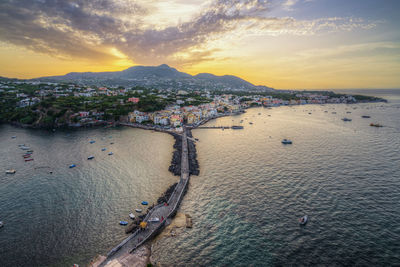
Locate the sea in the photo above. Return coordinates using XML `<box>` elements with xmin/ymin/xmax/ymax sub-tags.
<box><xmin>1</xmin><ymin>89</ymin><xmax>400</xmax><ymax>266</ymax></box>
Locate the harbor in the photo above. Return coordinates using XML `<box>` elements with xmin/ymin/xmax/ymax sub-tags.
<box><xmin>95</xmin><ymin>127</ymin><xmax>192</xmax><ymax>266</ymax></box>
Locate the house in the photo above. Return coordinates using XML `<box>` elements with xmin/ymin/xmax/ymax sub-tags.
<box><xmin>128</xmin><ymin>97</ymin><xmax>140</xmax><ymax>103</ymax></box>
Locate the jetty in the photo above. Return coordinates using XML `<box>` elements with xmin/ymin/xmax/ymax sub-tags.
<box><xmin>97</xmin><ymin>127</ymin><xmax>191</xmax><ymax>266</ymax></box>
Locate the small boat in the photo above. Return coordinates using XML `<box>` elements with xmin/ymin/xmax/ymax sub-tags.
<box><xmin>0</xmin><ymin>221</ymin><xmax>3</xmax><ymax>228</ymax></box>
<box><xmin>27</xmin><ymin>150</ymin><xmax>34</xmax><ymax>153</ymax></box>
<box><xmin>370</xmin><ymin>123</ymin><xmax>383</xmax><ymax>127</ymax></box>
<box><xmin>119</xmin><ymin>221</ymin><xmax>128</xmax><ymax>225</ymax></box>
<box><xmin>281</xmin><ymin>139</ymin><xmax>292</xmax><ymax>144</ymax></box>
<box><xmin>149</xmin><ymin>217</ymin><xmax>160</xmax><ymax>223</ymax></box>
<box><xmin>332</xmin><ymin>112</ymin><xmax>337</xmax><ymax>114</ymax></box>
<box><xmin>249</xmin><ymin>122</ymin><xmax>253</xmax><ymax>124</ymax></box>
<box><xmin>89</xmin><ymin>140</ymin><xmax>96</xmax><ymax>144</ymax></box>
<box><xmin>20</xmin><ymin>146</ymin><xmax>30</xmax><ymax>150</ymax></box>
<box><xmin>69</xmin><ymin>164</ymin><xmax>76</xmax><ymax>168</ymax></box>
<box><xmin>342</xmin><ymin>118</ymin><xmax>352</xmax><ymax>121</ymax></box>
<box><xmin>231</xmin><ymin>125</ymin><xmax>244</xmax><ymax>129</ymax></box>
<box><xmin>361</xmin><ymin>115</ymin><xmax>371</xmax><ymax>118</ymax></box>
<box><xmin>6</xmin><ymin>169</ymin><xmax>16</xmax><ymax>174</ymax></box>
<box><xmin>258</xmin><ymin>113</ymin><xmax>261</xmax><ymax>115</ymax></box>
<box><xmin>110</xmin><ymin>142</ymin><xmax>114</xmax><ymax>145</ymax></box>
<box><xmin>87</xmin><ymin>156</ymin><xmax>95</xmax><ymax>160</ymax></box>
<box><xmin>25</xmin><ymin>158</ymin><xmax>34</xmax><ymax>162</ymax></box>
<box><xmin>135</xmin><ymin>209</ymin><xmax>142</xmax><ymax>213</ymax></box>
<box><xmin>108</xmin><ymin>152</ymin><xmax>113</xmax><ymax>155</ymax></box>
<box><xmin>11</xmin><ymin>136</ymin><xmax>16</xmax><ymax>139</ymax></box>
<box><xmin>129</xmin><ymin>213</ymin><xmax>135</xmax><ymax>219</ymax></box>
<box><xmin>23</xmin><ymin>154</ymin><xmax>31</xmax><ymax>158</ymax></box>
<box><xmin>141</xmin><ymin>201</ymin><xmax>148</xmax><ymax>205</ymax></box>
<box><xmin>346</xmin><ymin>111</ymin><xmax>352</xmax><ymax>114</ymax></box>
<box><xmin>101</xmin><ymin>148</ymin><xmax>107</xmax><ymax>151</ymax></box>
<box><xmin>18</xmin><ymin>144</ymin><xmax>25</xmax><ymax>147</ymax></box>
<box><xmin>299</xmin><ymin>215</ymin><xmax>308</xmax><ymax>225</ymax></box>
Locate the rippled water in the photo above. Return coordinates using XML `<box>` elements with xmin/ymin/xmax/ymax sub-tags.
<box><xmin>152</xmin><ymin>94</ymin><xmax>400</xmax><ymax>265</ymax></box>
<box><xmin>1</xmin><ymin>91</ymin><xmax>400</xmax><ymax>266</ymax></box>
<box><xmin>0</xmin><ymin>127</ymin><xmax>177</xmax><ymax>266</ymax></box>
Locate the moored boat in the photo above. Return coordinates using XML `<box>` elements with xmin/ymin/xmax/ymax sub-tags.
<box><xmin>25</xmin><ymin>158</ymin><xmax>34</xmax><ymax>162</ymax></box>
<box><xmin>232</xmin><ymin>125</ymin><xmax>244</xmax><ymax>129</ymax></box>
<box><xmin>89</xmin><ymin>140</ymin><xmax>96</xmax><ymax>144</ymax></box>
<box><xmin>129</xmin><ymin>213</ymin><xmax>135</xmax><ymax>219</ymax></box>
<box><xmin>6</xmin><ymin>169</ymin><xmax>16</xmax><ymax>174</ymax></box>
<box><xmin>299</xmin><ymin>215</ymin><xmax>308</xmax><ymax>225</ymax></box>
<box><xmin>0</xmin><ymin>221</ymin><xmax>3</xmax><ymax>228</ymax></box>
<box><xmin>101</xmin><ymin>148</ymin><xmax>107</xmax><ymax>151</ymax></box>
<box><xmin>281</xmin><ymin>139</ymin><xmax>293</xmax><ymax>144</ymax></box>
<box><xmin>370</xmin><ymin>123</ymin><xmax>383</xmax><ymax>127</ymax></box>
<box><xmin>342</xmin><ymin>118</ymin><xmax>352</xmax><ymax>121</ymax></box>
<box><xmin>69</xmin><ymin>164</ymin><xmax>76</xmax><ymax>168</ymax></box>
<box><xmin>108</xmin><ymin>152</ymin><xmax>113</xmax><ymax>155</ymax></box>
<box><xmin>87</xmin><ymin>156</ymin><xmax>95</xmax><ymax>160</ymax></box>
<box><xmin>119</xmin><ymin>221</ymin><xmax>128</xmax><ymax>225</ymax></box>
<box><xmin>361</xmin><ymin>115</ymin><xmax>371</xmax><ymax>118</ymax></box>
<box><xmin>141</xmin><ymin>201</ymin><xmax>148</xmax><ymax>205</ymax></box>
<box><xmin>135</xmin><ymin>209</ymin><xmax>142</xmax><ymax>213</ymax></box>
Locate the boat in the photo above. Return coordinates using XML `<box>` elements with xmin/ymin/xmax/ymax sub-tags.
<box><xmin>346</xmin><ymin>111</ymin><xmax>352</xmax><ymax>114</ymax></box>
<box><xmin>361</xmin><ymin>115</ymin><xmax>371</xmax><ymax>118</ymax></box>
<box><xmin>110</xmin><ymin>142</ymin><xmax>114</xmax><ymax>145</ymax></box>
<box><xmin>0</xmin><ymin>221</ymin><xmax>3</xmax><ymax>228</ymax></box>
<box><xmin>129</xmin><ymin>213</ymin><xmax>135</xmax><ymax>219</ymax></box>
<box><xmin>299</xmin><ymin>215</ymin><xmax>308</xmax><ymax>225</ymax></box>
<box><xmin>27</xmin><ymin>150</ymin><xmax>34</xmax><ymax>153</ymax></box>
<box><xmin>281</xmin><ymin>139</ymin><xmax>292</xmax><ymax>144</ymax></box>
<box><xmin>23</xmin><ymin>154</ymin><xmax>31</xmax><ymax>158</ymax></box>
<box><xmin>119</xmin><ymin>221</ymin><xmax>128</xmax><ymax>225</ymax></box>
<box><xmin>258</xmin><ymin>113</ymin><xmax>261</xmax><ymax>115</ymax></box>
<box><xmin>6</xmin><ymin>169</ymin><xmax>16</xmax><ymax>174</ymax></box>
<box><xmin>370</xmin><ymin>123</ymin><xmax>383</xmax><ymax>127</ymax></box>
<box><xmin>149</xmin><ymin>217</ymin><xmax>160</xmax><ymax>223</ymax></box>
<box><xmin>11</xmin><ymin>136</ymin><xmax>16</xmax><ymax>139</ymax></box>
<box><xmin>87</xmin><ymin>156</ymin><xmax>95</xmax><ymax>160</ymax></box>
<box><xmin>108</xmin><ymin>152</ymin><xmax>113</xmax><ymax>155</ymax></box>
<box><xmin>25</xmin><ymin>158</ymin><xmax>34</xmax><ymax>162</ymax></box>
<box><xmin>249</xmin><ymin>122</ymin><xmax>253</xmax><ymax>125</ymax></box>
<box><xmin>332</xmin><ymin>112</ymin><xmax>337</xmax><ymax>114</ymax></box>
<box><xmin>342</xmin><ymin>118</ymin><xmax>352</xmax><ymax>121</ymax></box>
<box><xmin>141</xmin><ymin>201</ymin><xmax>148</xmax><ymax>205</ymax></box>
<box><xmin>231</xmin><ymin>125</ymin><xmax>244</xmax><ymax>129</ymax></box>
<box><xmin>101</xmin><ymin>148</ymin><xmax>107</xmax><ymax>151</ymax></box>
<box><xmin>20</xmin><ymin>146</ymin><xmax>30</xmax><ymax>150</ymax></box>
<box><xmin>18</xmin><ymin>144</ymin><xmax>25</xmax><ymax>147</ymax></box>
<box><xmin>69</xmin><ymin>164</ymin><xmax>76</xmax><ymax>168</ymax></box>
<box><xmin>89</xmin><ymin>140</ymin><xmax>96</xmax><ymax>144</ymax></box>
<box><xmin>135</xmin><ymin>209</ymin><xmax>142</xmax><ymax>213</ymax></box>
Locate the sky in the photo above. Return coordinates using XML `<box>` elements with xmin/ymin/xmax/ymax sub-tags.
<box><xmin>0</xmin><ymin>0</ymin><xmax>399</xmax><ymax>89</ymax></box>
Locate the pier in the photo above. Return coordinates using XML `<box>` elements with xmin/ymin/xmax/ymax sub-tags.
<box><xmin>196</xmin><ymin>126</ymin><xmax>231</xmax><ymax>129</ymax></box>
<box><xmin>97</xmin><ymin>127</ymin><xmax>191</xmax><ymax>266</ymax></box>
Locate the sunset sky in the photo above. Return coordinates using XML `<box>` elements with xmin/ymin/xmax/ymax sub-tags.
<box><xmin>0</xmin><ymin>0</ymin><xmax>399</xmax><ymax>89</ymax></box>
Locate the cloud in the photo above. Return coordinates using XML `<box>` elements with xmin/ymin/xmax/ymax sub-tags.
<box><xmin>0</xmin><ymin>0</ymin><xmax>381</xmax><ymax>67</ymax></box>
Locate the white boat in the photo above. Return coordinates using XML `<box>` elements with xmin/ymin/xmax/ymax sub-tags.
<box><xmin>135</xmin><ymin>209</ymin><xmax>142</xmax><ymax>213</ymax></box>
<box><xmin>299</xmin><ymin>215</ymin><xmax>308</xmax><ymax>225</ymax></box>
<box><xmin>6</xmin><ymin>169</ymin><xmax>16</xmax><ymax>174</ymax></box>
<box><xmin>281</xmin><ymin>139</ymin><xmax>292</xmax><ymax>144</ymax></box>
<box><xmin>0</xmin><ymin>221</ymin><xmax>3</xmax><ymax>228</ymax></box>
<box><xmin>129</xmin><ymin>213</ymin><xmax>135</xmax><ymax>219</ymax></box>
<box><xmin>149</xmin><ymin>217</ymin><xmax>160</xmax><ymax>223</ymax></box>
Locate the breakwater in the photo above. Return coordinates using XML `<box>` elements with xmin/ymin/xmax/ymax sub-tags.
<box><xmin>95</xmin><ymin>128</ymin><xmax>193</xmax><ymax>266</ymax></box>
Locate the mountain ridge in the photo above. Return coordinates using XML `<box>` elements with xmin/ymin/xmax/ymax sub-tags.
<box><xmin>34</xmin><ymin>64</ymin><xmax>274</xmax><ymax>91</ymax></box>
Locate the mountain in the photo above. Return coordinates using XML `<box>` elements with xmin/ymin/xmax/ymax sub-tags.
<box><xmin>36</xmin><ymin>64</ymin><xmax>274</xmax><ymax>91</ymax></box>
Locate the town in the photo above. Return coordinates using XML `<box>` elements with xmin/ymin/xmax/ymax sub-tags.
<box><xmin>0</xmin><ymin>78</ymin><xmax>383</xmax><ymax>129</ymax></box>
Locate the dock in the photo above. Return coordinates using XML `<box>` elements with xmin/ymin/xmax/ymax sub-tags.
<box><xmin>97</xmin><ymin>127</ymin><xmax>191</xmax><ymax>266</ymax></box>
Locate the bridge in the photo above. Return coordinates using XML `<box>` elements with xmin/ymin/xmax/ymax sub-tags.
<box><xmin>97</xmin><ymin>127</ymin><xmax>191</xmax><ymax>266</ymax></box>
